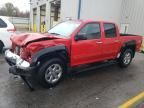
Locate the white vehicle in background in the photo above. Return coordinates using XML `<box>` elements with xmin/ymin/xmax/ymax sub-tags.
<box><xmin>0</xmin><ymin>16</ymin><xmax>16</xmax><ymax>53</ymax></box>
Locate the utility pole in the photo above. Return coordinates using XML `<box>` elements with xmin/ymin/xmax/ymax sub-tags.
<box><xmin>78</xmin><ymin>0</ymin><xmax>82</xmax><ymax>19</ymax></box>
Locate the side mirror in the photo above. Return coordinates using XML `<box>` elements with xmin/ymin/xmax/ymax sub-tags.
<box><xmin>75</xmin><ymin>34</ymin><xmax>87</xmax><ymax>41</ymax></box>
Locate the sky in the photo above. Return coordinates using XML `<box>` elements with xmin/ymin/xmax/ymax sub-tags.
<box><xmin>0</xmin><ymin>0</ymin><xmax>30</xmax><ymax>12</ymax></box>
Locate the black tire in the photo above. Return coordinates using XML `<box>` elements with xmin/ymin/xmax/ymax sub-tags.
<box><xmin>118</xmin><ymin>49</ymin><xmax>133</xmax><ymax>68</ymax></box>
<box><xmin>0</xmin><ymin>41</ymin><xmax>4</xmax><ymax>54</ymax></box>
<box><xmin>37</xmin><ymin>58</ymin><xmax>66</xmax><ymax>88</ymax></box>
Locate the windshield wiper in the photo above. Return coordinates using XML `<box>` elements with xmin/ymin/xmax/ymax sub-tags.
<box><xmin>49</xmin><ymin>32</ymin><xmax>61</xmax><ymax>35</ymax></box>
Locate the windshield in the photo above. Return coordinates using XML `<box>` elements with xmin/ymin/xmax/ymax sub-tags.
<box><xmin>48</xmin><ymin>21</ymin><xmax>81</xmax><ymax>37</ymax></box>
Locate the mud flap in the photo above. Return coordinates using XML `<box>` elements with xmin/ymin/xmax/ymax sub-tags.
<box><xmin>20</xmin><ymin>76</ymin><xmax>35</xmax><ymax>91</ymax></box>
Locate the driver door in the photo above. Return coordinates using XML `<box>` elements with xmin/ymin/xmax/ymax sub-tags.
<box><xmin>71</xmin><ymin>23</ymin><xmax>103</xmax><ymax>66</ymax></box>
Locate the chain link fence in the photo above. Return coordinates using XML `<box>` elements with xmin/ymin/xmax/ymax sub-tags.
<box><xmin>8</xmin><ymin>16</ymin><xmax>30</xmax><ymax>32</ymax></box>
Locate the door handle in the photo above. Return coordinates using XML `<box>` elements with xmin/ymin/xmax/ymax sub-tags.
<box><xmin>96</xmin><ymin>42</ymin><xmax>103</xmax><ymax>44</ymax></box>
<box><xmin>115</xmin><ymin>40</ymin><xmax>120</xmax><ymax>42</ymax></box>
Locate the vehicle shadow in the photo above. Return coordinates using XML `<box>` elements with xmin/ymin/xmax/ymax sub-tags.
<box><xmin>30</xmin><ymin>61</ymin><xmax>134</xmax><ymax>91</ymax></box>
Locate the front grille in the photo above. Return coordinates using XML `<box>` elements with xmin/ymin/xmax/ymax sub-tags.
<box><xmin>15</xmin><ymin>46</ymin><xmax>20</xmax><ymax>55</ymax></box>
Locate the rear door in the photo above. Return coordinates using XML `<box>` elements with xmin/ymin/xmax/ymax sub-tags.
<box><xmin>102</xmin><ymin>23</ymin><xmax>120</xmax><ymax>59</ymax></box>
<box><xmin>71</xmin><ymin>22</ymin><xmax>103</xmax><ymax>66</ymax></box>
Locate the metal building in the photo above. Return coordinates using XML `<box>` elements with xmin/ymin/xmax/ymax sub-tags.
<box><xmin>30</xmin><ymin>0</ymin><xmax>123</xmax><ymax>32</ymax></box>
<box><xmin>30</xmin><ymin>0</ymin><xmax>144</xmax><ymax>37</ymax></box>
<box><xmin>30</xmin><ymin>0</ymin><xmax>60</xmax><ymax>33</ymax></box>
<box><xmin>61</xmin><ymin>0</ymin><xmax>123</xmax><ymax>25</ymax></box>
<box><xmin>120</xmin><ymin>0</ymin><xmax>144</xmax><ymax>36</ymax></box>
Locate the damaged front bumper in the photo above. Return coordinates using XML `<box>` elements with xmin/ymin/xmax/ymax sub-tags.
<box><xmin>4</xmin><ymin>50</ymin><xmax>36</xmax><ymax>76</ymax></box>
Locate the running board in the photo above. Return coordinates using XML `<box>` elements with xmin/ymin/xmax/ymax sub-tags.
<box><xmin>71</xmin><ymin>61</ymin><xmax>117</xmax><ymax>73</ymax></box>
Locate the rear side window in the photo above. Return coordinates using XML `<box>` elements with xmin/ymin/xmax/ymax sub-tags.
<box><xmin>0</xmin><ymin>18</ymin><xmax>7</xmax><ymax>28</ymax></box>
<box><xmin>78</xmin><ymin>23</ymin><xmax>101</xmax><ymax>40</ymax></box>
<box><xmin>104</xmin><ymin>23</ymin><xmax>116</xmax><ymax>38</ymax></box>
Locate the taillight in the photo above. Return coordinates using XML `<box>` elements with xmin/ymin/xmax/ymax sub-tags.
<box><xmin>7</xmin><ymin>26</ymin><xmax>16</xmax><ymax>32</ymax></box>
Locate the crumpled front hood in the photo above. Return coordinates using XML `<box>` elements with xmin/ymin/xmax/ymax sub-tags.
<box><xmin>11</xmin><ymin>33</ymin><xmax>61</xmax><ymax>46</ymax></box>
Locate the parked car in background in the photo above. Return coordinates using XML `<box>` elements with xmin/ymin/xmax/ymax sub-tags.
<box><xmin>0</xmin><ymin>16</ymin><xmax>16</xmax><ymax>53</ymax></box>
<box><xmin>4</xmin><ymin>20</ymin><xmax>142</xmax><ymax>89</ymax></box>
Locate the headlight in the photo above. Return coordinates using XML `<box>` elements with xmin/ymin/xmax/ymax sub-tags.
<box><xmin>15</xmin><ymin>46</ymin><xmax>20</xmax><ymax>55</ymax></box>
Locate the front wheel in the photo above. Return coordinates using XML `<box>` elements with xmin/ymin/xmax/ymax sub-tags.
<box><xmin>118</xmin><ymin>49</ymin><xmax>133</xmax><ymax>68</ymax></box>
<box><xmin>37</xmin><ymin>58</ymin><xmax>65</xmax><ymax>88</ymax></box>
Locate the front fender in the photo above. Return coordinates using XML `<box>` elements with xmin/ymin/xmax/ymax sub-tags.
<box><xmin>31</xmin><ymin>45</ymin><xmax>69</xmax><ymax>65</ymax></box>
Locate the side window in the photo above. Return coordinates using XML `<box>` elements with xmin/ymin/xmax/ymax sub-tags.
<box><xmin>104</xmin><ymin>23</ymin><xmax>116</xmax><ymax>38</ymax></box>
<box><xmin>78</xmin><ymin>23</ymin><xmax>101</xmax><ymax>40</ymax></box>
<box><xmin>0</xmin><ymin>18</ymin><xmax>7</xmax><ymax>28</ymax></box>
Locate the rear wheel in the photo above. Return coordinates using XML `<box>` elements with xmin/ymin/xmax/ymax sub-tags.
<box><xmin>118</xmin><ymin>49</ymin><xmax>133</xmax><ymax>68</ymax></box>
<box><xmin>37</xmin><ymin>58</ymin><xmax>65</xmax><ymax>88</ymax></box>
<box><xmin>0</xmin><ymin>41</ymin><xmax>4</xmax><ymax>53</ymax></box>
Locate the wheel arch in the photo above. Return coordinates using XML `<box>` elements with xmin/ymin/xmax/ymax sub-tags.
<box><xmin>0</xmin><ymin>40</ymin><xmax>4</xmax><ymax>46</ymax></box>
<box><xmin>31</xmin><ymin>45</ymin><xmax>70</xmax><ymax>66</ymax></box>
<box><xmin>0</xmin><ymin>40</ymin><xmax>5</xmax><ymax>53</ymax></box>
<box><xmin>120</xmin><ymin>40</ymin><xmax>136</xmax><ymax>58</ymax></box>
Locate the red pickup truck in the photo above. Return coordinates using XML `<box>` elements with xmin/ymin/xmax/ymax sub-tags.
<box><xmin>4</xmin><ymin>20</ymin><xmax>142</xmax><ymax>89</ymax></box>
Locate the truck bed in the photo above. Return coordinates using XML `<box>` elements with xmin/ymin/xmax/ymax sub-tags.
<box><xmin>119</xmin><ymin>34</ymin><xmax>142</xmax><ymax>51</ymax></box>
<box><xmin>120</xmin><ymin>33</ymin><xmax>138</xmax><ymax>36</ymax></box>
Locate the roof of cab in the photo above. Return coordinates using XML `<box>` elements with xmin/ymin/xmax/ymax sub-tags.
<box><xmin>66</xmin><ymin>19</ymin><xmax>116</xmax><ymax>24</ymax></box>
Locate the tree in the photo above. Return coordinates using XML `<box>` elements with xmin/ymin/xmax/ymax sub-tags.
<box><xmin>0</xmin><ymin>3</ymin><xmax>15</xmax><ymax>16</ymax></box>
<box><xmin>0</xmin><ymin>3</ymin><xmax>29</xmax><ymax>18</ymax></box>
